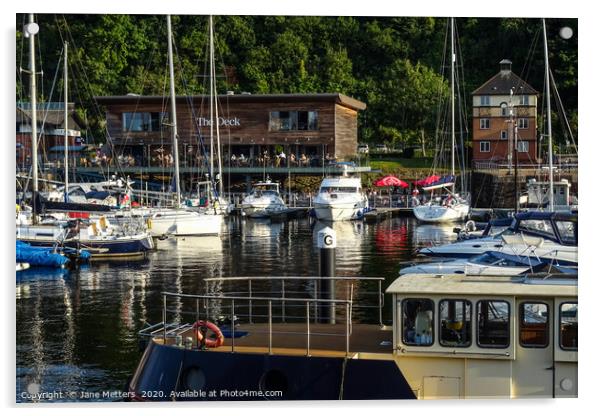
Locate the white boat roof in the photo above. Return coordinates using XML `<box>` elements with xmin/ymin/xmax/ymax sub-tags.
<box><xmin>386</xmin><ymin>273</ymin><xmax>577</xmax><ymax>297</ymax></box>
<box><xmin>319</xmin><ymin>177</ymin><xmax>362</xmax><ymax>187</ymax></box>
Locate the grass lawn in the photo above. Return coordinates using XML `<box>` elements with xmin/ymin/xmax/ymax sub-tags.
<box><xmin>369</xmin><ymin>157</ymin><xmax>433</xmax><ymax>170</ymax></box>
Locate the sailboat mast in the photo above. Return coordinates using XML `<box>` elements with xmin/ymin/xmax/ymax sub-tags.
<box><xmin>543</xmin><ymin>18</ymin><xmax>554</xmax><ymax>211</ymax></box>
<box><xmin>166</xmin><ymin>15</ymin><xmax>181</xmax><ymax>207</ymax></box>
<box><xmin>209</xmin><ymin>15</ymin><xmax>215</xmax><ymax>184</ymax></box>
<box><xmin>28</xmin><ymin>14</ymin><xmax>39</xmax><ymax>223</ymax></box>
<box><xmin>210</xmin><ymin>16</ymin><xmax>224</xmax><ymax>197</ymax></box>
<box><xmin>450</xmin><ymin>17</ymin><xmax>456</xmax><ymax>194</ymax></box>
<box><xmin>63</xmin><ymin>41</ymin><xmax>69</xmax><ymax>203</ymax></box>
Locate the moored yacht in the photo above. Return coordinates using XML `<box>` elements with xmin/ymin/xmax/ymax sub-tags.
<box><xmin>313</xmin><ymin>177</ymin><xmax>369</xmax><ymax>221</ymax></box>
<box><xmin>241</xmin><ymin>180</ymin><xmax>287</xmax><ymax>218</ymax></box>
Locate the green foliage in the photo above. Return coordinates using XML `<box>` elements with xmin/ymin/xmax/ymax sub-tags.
<box><xmin>16</xmin><ymin>15</ymin><xmax>578</xmax><ymax>149</ymax></box>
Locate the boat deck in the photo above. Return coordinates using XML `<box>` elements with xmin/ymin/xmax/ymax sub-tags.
<box><xmin>158</xmin><ymin>323</ymin><xmax>393</xmax><ymax>357</ymax></box>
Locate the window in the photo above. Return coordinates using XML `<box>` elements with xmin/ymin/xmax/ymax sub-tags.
<box><xmin>500</xmin><ymin>130</ymin><xmax>508</xmax><ymax>140</ymax></box>
<box><xmin>517</xmin><ymin>219</ymin><xmax>556</xmax><ymax>240</ymax></box>
<box><xmin>122</xmin><ymin>112</ymin><xmax>167</xmax><ymax>132</ymax></box>
<box><xmin>402</xmin><ymin>298</ymin><xmax>434</xmax><ymax>346</ymax></box>
<box><xmin>477</xmin><ymin>300</ymin><xmax>510</xmax><ymax>348</ymax></box>
<box><xmin>480</xmin><ymin>96</ymin><xmax>490</xmax><ymax>106</ymax></box>
<box><xmin>269</xmin><ymin>111</ymin><xmax>318</xmax><ymax>131</ymax></box>
<box><xmin>439</xmin><ymin>300</ymin><xmax>472</xmax><ymax>347</ymax></box>
<box><xmin>480</xmin><ymin>119</ymin><xmax>490</xmax><ymax>129</ymax></box>
<box><xmin>480</xmin><ymin>141</ymin><xmax>491</xmax><ymax>153</ymax></box>
<box><xmin>518</xmin><ymin>118</ymin><xmax>529</xmax><ymax>129</ymax></box>
<box><xmin>519</xmin><ymin>95</ymin><xmax>530</xmax><ymax>106</ymax></box>
<box><xmin>519</xmin><ymin>302</ymin><xmax>549</xmax><ymax>348</ymax></box>
<box><xmin>517</xmin><ymin>141</ymin><xmax>529</xmax><ymax>153</ymax></box>
<box><xmin>556</xmin><ymin>221</ymin><xmax>577</xmax><ymax>245</ymax></box>
<box><xmin>500</xmin><ymin>102</ymin><xmax>508</xmax><ymax>116</ymax></box>
<box><xmin>559</xmin><ymin>303</ymin><xmax>578</xmax><ymax>350</ymax></box>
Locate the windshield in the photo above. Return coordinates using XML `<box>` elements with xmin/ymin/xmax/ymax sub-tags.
<box><xmin>320</xmin><ymin>186</ymin><xmax>358</xmax><ymax>193</ymax></box>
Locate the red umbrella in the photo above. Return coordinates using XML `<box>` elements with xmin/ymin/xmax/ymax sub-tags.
<box><xmin>373</xmin><ymin>175</ymin><xmax>409</xmax><ymax>188</ymax></box>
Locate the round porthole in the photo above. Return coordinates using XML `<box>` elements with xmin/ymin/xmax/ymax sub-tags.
<box><xmin>560</xmin><ymin>378</ymin><xmax>573</xmax><ymax>391</ymax></box>
<box><xmin>259</xmin><ymin>369</ymin><xmax>288</xmax><ymax>397</ymax></box>
<box><xmin>184</xmin><ymin>366</ymin><xmax>206</xmax><ymax>391</ymax></box>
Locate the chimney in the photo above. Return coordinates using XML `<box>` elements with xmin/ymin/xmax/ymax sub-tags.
<box><xmin>499</xmin><ymin>59</ymin><xmax>512</xmax><ymax>75</ymax></box>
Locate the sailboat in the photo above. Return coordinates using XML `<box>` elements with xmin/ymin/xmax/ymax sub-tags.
<box><xmin>136</xmin><ymin>15</ymin><xmax>223</xmax><ymax>237</ymax></box>
<box><xmin>16</xmin><ymin>18</ymin><xmax>154</xmax><ymax>259</ymax></box>
<box><xmin>413</xmin><ymin>17</ymin><xmax>470</xmax><ymax>223</ymax></box>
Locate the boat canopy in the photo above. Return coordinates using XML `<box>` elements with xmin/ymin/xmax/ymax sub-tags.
<box><xmin>421</xmin><ymin>175</ymin><xmax>455</xmax><ymax>191</ymax></box>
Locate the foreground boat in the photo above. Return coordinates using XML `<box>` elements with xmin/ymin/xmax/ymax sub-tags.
<box><xmin>129</xmin><ymin>272</ymin><xmax>577</xmax><ymax>400</ymax></box>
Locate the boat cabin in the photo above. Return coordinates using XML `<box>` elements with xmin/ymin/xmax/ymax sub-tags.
<box><xmin>250</xmin><ymin>181</ymin><xmax>280</xmax><ymax>196</ymax></box>
<box><xmin>506</xmin><ymin>211</ymin><xmax>577</xmax><ymax>246</ymax></box>
<box><xmin>383</xmin><ymin>273</ymin><xmax>577</xmax><ymax>398</ymax></box>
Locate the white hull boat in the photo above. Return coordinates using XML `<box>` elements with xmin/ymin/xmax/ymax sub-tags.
<box><xmin>241</xmin><ymin>181</ymin><xmax>286</xmax><ymax>218</ymax></box>
<box><xmin>143</xmin><ymin>209</ymin><xmax>223</xmax><ymax>237</ymax></box>
<box><xmin>313</xmin><ymin>177</ymin><xmax>369</xmax><ymax>222</ymax></box>
<box><xmin>413</xmin><ymin>202</ymin><xmax>469</xmax><ymax>223</ymax></box>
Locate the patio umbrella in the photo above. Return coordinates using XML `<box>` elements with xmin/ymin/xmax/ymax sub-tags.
<box><xmin>373</xmin><ymin>175</ymin><xmax>408</xmax><ymax>188</ymax></box>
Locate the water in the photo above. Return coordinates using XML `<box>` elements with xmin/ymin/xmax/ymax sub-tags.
<box><xmin>16</xmin><ymin>216</ymin><xmax>457</xmax><ymax>402</ymax></box>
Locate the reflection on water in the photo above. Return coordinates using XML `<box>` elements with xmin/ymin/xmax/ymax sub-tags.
<box><xmin>16</xmin><ymin>216</ymin><xmax>458</xmax><ymax>401</ymax></box>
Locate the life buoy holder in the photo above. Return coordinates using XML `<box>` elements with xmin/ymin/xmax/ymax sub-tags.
<box><xmin>192</xmin><ymin>320</ymin><xmax>225</xmax><ymax>348</ymax></box>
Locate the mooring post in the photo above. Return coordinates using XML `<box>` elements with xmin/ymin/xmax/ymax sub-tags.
<box><xmin>317</xmin><ymin>226</ymin><xmax>336</xmax><ymax>324</ymax></box>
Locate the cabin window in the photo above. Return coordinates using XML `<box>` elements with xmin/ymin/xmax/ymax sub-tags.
<box><xmin>556</xmin><ymin>221</ymin><xmax>577</xmax><ymax>245</ymax></box>
<box><xmin>518</xmin><ymin>219</ymin><xmax>556</xmax><ymax>240</ymax></box>
<box><xmin>402</xmin><ymin>298</ymin><xmax>434</xmax><ymax>346</ymax></box>
<box><xmin>439</xmin><ymin>299</ymin><xmax>472</xmax><ymax>347</ymax></box>
<box><xmin>477</xmin><ymin>300</ymin><xmax>510</xmax><ymax>348</ymax></box>
<box><xmin>519</xmin><ymin>302</ymin><xmax>549</xmax><ymax>348</ymax></box>
<box><xmin>559</xmin><ymin>302</ymin><xmax>578</xmax><ymax>350</ymax></box>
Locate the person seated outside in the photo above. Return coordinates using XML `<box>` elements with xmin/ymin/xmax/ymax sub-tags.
<box><xmin>289</xmin><ymin>153</ymin><xmax>297</xmax><ymax>166</ymax></box>
<box><xmin>299</xmin><ymin>153</ymin><xmax>308</xmax><ymax>167</ymax></box>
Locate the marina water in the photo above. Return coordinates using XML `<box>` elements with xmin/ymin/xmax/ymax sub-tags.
<box><xmin>16</xmin><ymin>216</ymin><xmax>457</xmax><ymax>402</ymax></box>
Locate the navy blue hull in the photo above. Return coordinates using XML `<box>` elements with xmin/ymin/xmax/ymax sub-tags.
<box><xmin>128</xmin><ymin>341</ymin><xmax>415</xmax><ymax>401</ymax></box>
<box><xmin>21</xmin><ymin>237</ymin><xmax>152</xmax><ymax>258</ymax></box>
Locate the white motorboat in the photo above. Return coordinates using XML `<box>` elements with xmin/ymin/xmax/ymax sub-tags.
<box><xmin>399</xmin><ymin>250</ymin><xmax>573</xmax><ymax>276</ymax></box>
<box><xmin>313</xmin><ymin>177</ymin><xmax>369</xmax><ymax>221</ymax></box>
<box><xmin>418</xmin><ymin>211</ymin><xmax>577</xmax><ymax>266</ymax></box>
<box><xmin>133</xmin><ymin>207</ymin><xmax>223</xmax><ymax>237</ymax></box>
<box><xmin>241</xmin><ymin>181</ymin><xmax>286</xmax><ymax>218</ymax></box>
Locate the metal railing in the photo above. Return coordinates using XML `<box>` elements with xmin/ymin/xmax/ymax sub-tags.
<box><xmin>203</xmin><ymin>276</ymin><xmax>385</xmax><ymax>327</ymax></box>
<box><xmin>153</xmin><ymin>291</ymin><xmax>354</xmax><ymax>357</ymax></box>
<box><xmin>139</xmin><ymin>276</ymin><xmax>385</xmax><ymax>357</ymax></box>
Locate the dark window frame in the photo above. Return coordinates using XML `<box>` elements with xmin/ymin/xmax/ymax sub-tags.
<box><xmin>559</xmin><ymin>302</ymin><xmax>578</xmax><ymax>351</ymax></box>
<box><xmin>438</xmin><ymin>299</ymin><xmax>473</xmax><ymax>348</ymax></box>
<box><xmin>401</xmin><ymin>298</ymin><xmax>435</xmax><ymax>347</ymax></box>
<box><xmin>476</xmin><ymin>299</ymin><xmax>511</xmax><ymax>349</ymax></box>
<box><xmin>519</xmin><ymin>302</ymin><xmax>549</xmax><ymax>348</ymax></box>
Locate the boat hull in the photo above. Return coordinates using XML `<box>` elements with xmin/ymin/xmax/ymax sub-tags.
<box><xmin>413</xmin><ymin>204</ymin><xmax>469</xmax><ymax>223</ymax></box>
<box><xmin>19</xmin><ymin>235</ymin><xmax>154</xmax><ymax>259</ymax></box>
<box><xmin>146</xmin><ymin>211</ymin><xmax>223</xmax><ymax>237</ymax></box>
<box><xmin>128</xmin><ymin>340</ymin><xmax>415</xmax><ymax>401</ymax></box>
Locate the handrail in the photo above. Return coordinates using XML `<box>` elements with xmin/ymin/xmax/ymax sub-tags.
<box><xmin>203</xmin><ymin>276</ymin><xmax>385</xmax><ymax>282</ymax></box>
<box><xmin>160</xmin><ymin>291</ymin><xmax>354</xmax><ymax>356</ymax></box>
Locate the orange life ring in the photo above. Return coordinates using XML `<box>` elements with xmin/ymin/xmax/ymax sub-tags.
<box><xmin>192</xmin><ymin>320</ymin><xmax>225</xmax><ymax>348</ymax></box>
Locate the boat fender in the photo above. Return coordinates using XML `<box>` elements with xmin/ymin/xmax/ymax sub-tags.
<box><xmin>465</xmin><ymin>220</ymin><xmax>476</xmax><ymax>232</ymax></box>
<box><xmin>146</xmin><ymin>218</ymin><xmax>152</xmax><ymax>230</ymax></box>
<box><xmin>192</xmin><ymin>320</ymin><xmax>224</xmax><ymax>348</ymax></box>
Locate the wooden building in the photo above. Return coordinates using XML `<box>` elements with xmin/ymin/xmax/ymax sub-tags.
<box><xmin>16</xmin><ymin>102</ymin><xmax>82</xmax><ymax>169</ymax></box>
<box><xmin>472</xmin><ymin>60</ymin><xmax>539</xmax><ymax>165</ymax></box>
<box><xmin>95</xmin><ymin>93</ymin><xmax>366</xmax><ymax>169</ymax></box>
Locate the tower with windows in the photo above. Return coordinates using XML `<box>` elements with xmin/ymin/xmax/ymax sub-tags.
<box><xmin>472</xmin><ymin>59</ymin><xmax>539</xmax><ymax>165</ymax></box>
